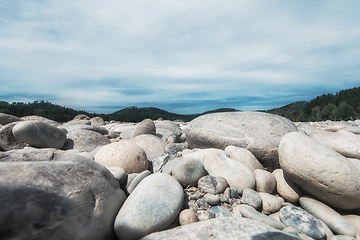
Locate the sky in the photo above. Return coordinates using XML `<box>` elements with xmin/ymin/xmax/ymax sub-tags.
<box><xmin>1</xmin><ymin>1</ymin><xmax>359</xmax><ymax>114</ymax></box>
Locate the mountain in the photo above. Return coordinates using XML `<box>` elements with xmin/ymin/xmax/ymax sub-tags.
<box><xmin>265</xmin><ymin>101</ymin><xmax>307</xmax><ymax>116</ymax></box>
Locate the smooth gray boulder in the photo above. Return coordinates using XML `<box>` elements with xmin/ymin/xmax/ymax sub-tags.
<box><xmin>0</xmin><ymin>148</ymin><xmax>126</xmax><ymax>240</ymax></box>
<box><xmin>162</xmin><ymin>157</ymin><xmax>207</xmax><ymax>187</ymax></box>
<box><xmin>13</xmin><ymin>121</ymin><xmax>67</xmax><ymax>149</ymax></box>
<box><xmin>129</xmin><ymin>134</ymin><xmax>166</xmax><ymax>160</ymax></box>
<box><xmin>140</xmin><ymin>217</ymin><xmax>299</xmax><ymax>240</ymax></box>
<box><xmin>0</xmin><ymin>113</ymin><xmax>23</xmax><ymax>125</ymax></box>
<box><xmin>279</xmin><ymin>205</ymin><xmax>326</xmax><ymax>239</ymax></box>
<box><xmin>0</xmin><ymin>122</ymin><xmax>27</xmax><ymax>151</ymax></box>
<box><xmin>299</xmin><ymin>196</ymin><xmax>356</xmax><ymax>237</ymax></box>
<box><xmin>184</xmin><ymin>149</ymin><xmax>255</xmax><ymax>190</ymax></box>
<box><xmin>279</xmin><ymin>132</ymin><xmax>360</xmax><ymax>210</ymax></box>
<box><xmin>184</xmin><ymin>112</ymin><xmax>298</xmax><ymax>170</ymax></box>
<box><xmin>132</xmin><ymin>118</ymin><xmax>156</xmax><ymax>137</ymax></box>
<box><xmin>94</xmin><ymin>140</ymin><xmax>148</xmax><ymax>174</ymax></box>
<box><xmin>63</xmin><ymin>129</ymin><xmax>111</xmax><ymax>152</ymax></box>
<box><xmin>114</xmin><ymin>173</ymin><xmax>183</xmax><ymax>240</ymax></box>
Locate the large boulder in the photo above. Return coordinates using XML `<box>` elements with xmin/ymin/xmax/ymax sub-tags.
<box><xmin>279</xmin><ymin>132</ymin><xmax>360</xmax><ymax>210</ymax></box>
<box><xmin>63</xmin><ymin>129</ymin><xmax>111</xmax><ymax>152</ymax></box>
<box><xmin>114</xmin><ymin>173</ymin><xmax>183</xmax><ymax>240</ymax></box>
<box><xmin>0</xmin><ymin>148</ymin><xmax>126</xmax><ymax>240</ymax></box>
<box><xmin>13</xmin><ymin>121</ymin><xmax>67</xmax><ymax>149</ymax></box>
<box><xmin>0</xmin><ymin>122</ymin><xmax>27</xmax><ymax>151</ymax></box>
<box><xmin>0</xmin><ymin>113</ymin><xmax>23</xmax><ymax>125</ymax></box>
<box><xmin>132</xmin><ymin>119</ymin><xmax>156</xmax><ymax>137</ymax></box>
<box><xmin>184</xmin><ymin>112</ymin><xmax>298</xmax><ymax>170</ymax></box>
<box><xmin>140</xmin><ymin>217</ymin><xmax>298</xmax><ymax>240</ymax></box>
<box><xmin>129</xmin><ymin>134</ymin><xmax>166</xmax><ymax>160</ymax></box>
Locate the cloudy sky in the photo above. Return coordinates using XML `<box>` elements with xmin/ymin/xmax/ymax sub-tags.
<box><xmin>1</xmin><ymin>1</ymin><xmax>359</xmax><ymax>114</ymax></box>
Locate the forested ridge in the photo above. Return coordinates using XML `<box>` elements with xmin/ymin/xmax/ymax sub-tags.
<box><xmin>1</xmin><ymin>86</ymin><xmax>359</xmax><ymax>123</ymax></box>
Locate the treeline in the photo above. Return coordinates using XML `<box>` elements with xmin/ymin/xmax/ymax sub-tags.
<box><xmin>0</xmin><ymin>100</ymin><xmax>94</xmax><ymax>122</ymax></box>
<box><xmin>282</xmin><ymin>86</ymin><xmax>360</xmax><ymax>122</ymax></box>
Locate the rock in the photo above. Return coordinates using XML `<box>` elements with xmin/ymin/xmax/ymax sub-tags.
<box><xmin>235</xmin><ymin>204</ymin><xmax>287</xmax><ymax>230</ymax></box>
<box><xmin>127</xmin><ymin>170</ymin><xmax>151</xmax><ymax>194</ymax></box>
<box><xmin>73</xmin><ymin>114</ymin><xmax>90</xmax><ymax>120</ymax></box>
<box><xmin>207</xmin><ymin>206</ymin><xmax>232</xmax><ymax>218</ymax></box>
<box><xmin>343</xmin><ymin>126</ymin><xmax>360</xmax><ymax>135</ymax></box>
<box><xmin>12</xmin><ymin>121</ymin><xmax>66</xmax><ymax>149</ymax></box>
<box><xmin>114</xmin><ymin>173</ymin><xmax>183</xmax><ymax>240</ymax></box>
<box><xmin>0</xmin><ymin>122</ymin><xmax>27</xmax><ymax>151</ymax></box>
<box><xmin>299</xmin><ymin>196</ymin><xmax>356</xmax><ymax>237</ymax></box>
<box><xmin>204</xmin><ymin>193</ymin><xmax>220</xmax><ymax>206</ymax></box>
<box><xmin>198</xmin><ymin>175</ymin><xmax>228</xmax><ymax>194</ymax></box>
<box><xmin>241</xmin><ymin>188</ymin><xmax>262</xmax><ymax>210</ymax></box>
<box><xmin>165</xmin><ymin>132</ymin><xmax>181</xmax><ymax>144</ymax></box>
<box><xmin>132</xmin><ymin>118</ymin><xmax>156</xmax><ymax>137</ymax></box>
<box><xmin>225</xmin><ymin>146</ymin><xmax>264</xmax><ymax>171</ymax></box>
<box><xmin>155</xmin><ymin>120</ymin><xmax>180</xmax><ymax>132</ymax></box>
<box><xmin>94</xmin><ymin>140</ymin><xmax>148</xmax><ymax>174</ymax></box>
<box><xmin>106</xmin><ymin>167</ymin><xmax>127</xmax><ymax>184</ymax></box>
<box><xmin>62</xmin><ymin>124</ymin><xmax>108</xmax><ymax>135</ymax></box>
<box><xmin>165</xmin><ymin>142</ymin><xmax>188</xmax><ymax>154</ymax></box>
<box><xmin>184</xmin><ymin>149</ymin><xmax>255</xmax><ymax>190</ymax></box>
<box><xmin>308</xmin><ymin>130</ymin><xmax>360</xmax><ymax>159</ymax></box>
<box><xmin>254</xmin><ymin>169</ymin><xmax>277</xmax><ymax>193</ymax></box>
<box><xmin>179</xmin><ymin>209</ymin><xmax>199</xmax><ymax>225</ymax></box>
<box><xmin>21</xmin><ymin>115</ymin><xmax>60</xmax><ymax>126</ymax></box>
<box><xmin>150</xmin><ymin>155</ymin><xmax>169</xmax><ymax>173</ymax></box>
<box><xmin>279</xmin><ymin>132</ymin><xmax>360</xmax><ymax>210</ymax></box>
<box><xmin>0</xmin><ymin>148</ymin><xmax>126</xmax><ymax>240</ymax></box>
<box><xmin>258</xmin><ymin>192</ymin><xmax>284</xmax><ymax>215</ymax></box>
<box><xmin>90</xmin><ymin>116</ymin><xmax>105</xmax><ymax>127</ymax></box>
<box><xmin>329</xmin><ymin>236</ymin><xmax>356</xmax><ymax>240</ymax></box>
<box><xmin>342</xmin><ymin>215</ymin><xmax>360</xmax><ymax>239</ymax></box>
<box><xmin>196</xmin><ymin>199</ymin><xmax>210</xmax><ymax>210</ymax></box>
<box><xmin>279</xmin><ymin>205</ymin><xmax>325</xmax><ymax>239</ymax></box>
<box><xmin>129</xmin><ymin>134</ymin><xmax>166</xmax><ymax>160</ymax></box>
<box><xmin>219</xmin><ymin>194</ymin><xmax>230</xmax><ymax>204</ymax></box>
<box><xmin>162</xmin><ymin>157</ymin><xmax>207</xmax><ymax>187</ymax></box>
<box><xmin>156</xmin><ymin>128</ymin><xmax>174</xmax><ymax>141</ymax></box>
<box><xmin>141</xmin><ymin>217</ymin><xmax>300</xmax><ymax>240</ymax></box>
<box><xmin>272</xmin><ymin>169</ymin><xmax>302</xmax><ymax>203</ymax></box>
<box><xmin>224</xmin><ymin>187</ymin><xmax>240</xmax><ymax>199</ymax></box>
<box><xmin>184</xmin><ymin>112</ymin><xmax>298</xmax><ymax>170</ymax></box>
<box><xmin>0</xmin><ymin>113</ymin><xmax>23</xmax><ymax>125</ymax></box>
<box><xmin>63</xmin><ymin>129</ymin><xmax>111</xmax><ymax>152</ymax></box>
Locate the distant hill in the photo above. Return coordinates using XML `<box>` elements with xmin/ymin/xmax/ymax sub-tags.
<box><xmin>1</xmin><ymin>86</ymin><xmax>359</xmax><ymax>122</ymax></box>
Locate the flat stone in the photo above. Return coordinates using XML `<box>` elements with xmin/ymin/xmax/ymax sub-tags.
<box><xmin>184</xmin><ymin>112</ymin><xmax>298</xmax><ymax>170</ymax></box>
<box><xmin>0</xmin><ymin>122</ymin><xmax>27</xmax><ymax>151</ymax></box>
<box><xmin>279</xmin><ymin>205</ymin><xmax>325</xmax><ymax>239</ymax></box>
<box><xmin>254</xmin><ymin>169</ymin><xmax>277</xmax><ymax>193</ymax></box>
<box><xmin>63</xmin><ymin>129</ymin><xmax>111</xmax><ymax>152</ymax></box>
<box><xmin>0</xmin><ymin>148</ymin><xmax>126</xmax><ymax>240</ymax></box>
<box><xmin>279</xmin><ymin>132</ymin><xmax>360</xmax><ymax>210</ymax></box>
<box><xmin>299</xmin><ymin>196</ymin><xmax>356</xmax><ymax>237</ymax></box>
<box><xmin>114</xmin><ymin>173</ymin><xmax>183</xmax><ymax>240</ymax></box>
<box><xmin>94</xmin><ymin>140</ymin><xmax>148</xmax><ymax>174</ymax></box>
<box><xmin>13</xmin><ymin>121</ymin><xmax>67</xmax><ymax>149</ymax></box>
<box><xmin>140</xmin><ymin>217</ymin><xmax>300</xmax><ymax>240</ymax></box>
<box><xmin>272</xmin><ymin>169</ymin><xmax>302</xmax><ymax>203</ymax></box>
<box><xmin>184</xmin><ymin>149</ymin><xmax>255</xmax><ymax>190</ymax></box>
<box><xmin>235</xmin><ymin>204</ymin><xmax>287</xmax><ymax>230</ymax></box>
<box><xmin>132</xmin><ymin>118</ymin><xmax>156</xmax><ymax>137</ymax></box>
<box><xmin>197</xmin><ymin>175</ymin><xmax>228</xmax><ymax>194</ymax></box>
<box><xmin>225</xmin><ymin>146</ymin><xmax>264</xmax><ymax>171</ymax></box>
<box><xmin>129</xmin><ymin>134</ymin><xmax>166</xmax><ymax>160</ymax></box>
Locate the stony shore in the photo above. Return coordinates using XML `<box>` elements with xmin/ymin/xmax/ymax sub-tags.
<box><xmin>0</xmin><ymin>111</ymin><xmax>360</xmax><ymax>240</ymax></box>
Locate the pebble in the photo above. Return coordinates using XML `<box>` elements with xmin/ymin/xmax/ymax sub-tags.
<box><xmin>253</xmin><ymin>168</ymin><xmax>277</xmax><ymax>193</ymax></box>
<box><xmin>179</xmin><ymin>209</ymin><xmax>199</xmax><ymax>225</ymax></box>
<box><xmin>203</xmin><ymin>193</ymin><xmax>220</xmax><ymax>206</ymax></box>
<box><xmin>132</xmin><ymin>118</ymin><xmax>156</xmax><ymax>137</ymax></box>
<box><xmin>272</xmin><ymin>168</ymin><xmax>302</xmax><ymax>203</ymax></box>
<box><xmin>258</xmin><ymin>192</ymin><xmax>284</xmax><ymax>215</ymax></box>
<box><xmin>207</xmin><ymin>206</ymin><xmax>232</xmax><ymax>218</ymax></box>
<box><xmin>197</xmin><ymin>175</ymin><xmax>228</xmax><ymax>194</ymax></box>
<box><xmin>241</xmin><ymin>188</ymin><xmax>262</xmax><ymax>210</ymax></box>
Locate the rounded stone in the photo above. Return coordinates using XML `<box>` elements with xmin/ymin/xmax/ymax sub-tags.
<box><xmin>94</xmin><ymin>140</ymin><xmax>148</xmax><ymax>174</ymax></box>
<box><xmin>13</xmin><ymin>121</ymin><xmax>67</xmax><ymax>149</ymax></box>
<box><xmin>90</xmin><ymin>116</ymin><xmax>105</xmax><ymax>127</ymax></box>
<box><xmin>258</xmin><ymin>192</ymin><xmax>285</xmax><ymax>215</ymax></box>
<box><xmin>63</xmin><ymin>129</ymin><xmax>111</xmax><ymax>152</ymax></box>
<box><xmin>132</xmin><ymin>118</ymin><xmax>156</xmax><ymax>137</ymax></box>
<box><xmin>127</xmin><ymin>170</ymin><xmax>151</xmax><ymax>194</ymax></box>
<box><xmin>299</xmin><ymin>196</ymin><xmax>356</xmax><ymax>237</ymax></box>
<box><xmin>279</xmin><ymin>132</ymin><xmax>360</xmax><ymax>210</ymax></box>
<box><xmin>72</xmin><ymin>114</ymin><xmax>90</xmax><ymax>120</ymax></box>
<box><xmin>129</xmin><ymin>134</ymin><xmax>166</xmax><ymax>160</ymax></box>
<box><xmin>179</xmin><ymin>209</ymin><xmax>199</xmax><ymax>225</ymax></box>
<box><xmin>184</xmin><ymin>112</ymin><xmax>298</xmax><ymax>170</ymax></box>
<box><xmin>241</xmin><ymin>188</ymin><xmax>262</xmax><ymax>210</ymax></box>
<box><xmin>0</xmin><ymin>113</ymin><xmax>23</xmax><ymax>125</ymax></box>
<box><xmin>204</xmin><ymin>193</ymin><xmax>220</xmax><ymax>206</ymax></box>
<box><xmin>196</xmin><ymin>199</ymin><xmax>210</xmax><ymax>210</ymax></box>
<box><xmin>0</xmin><ymin>122</ymin><xmax>27</xmax><ymax>151</ymax></box>
<box><xmin>272</xmin><ymin>169</ymin><xmax>302</xmax><ymax>203</ymax></box>
<box><xmin>225</xmin><ymin>146</ymin><xmax>264</xmax><ymax>171</ymax></box>
<box><xmin>207</xmin><ymin>206</ymin><xmax>232</xmax><ymax>219</ymax></box>
<box><xmin>106</xmin><ymin>167</ymin><xmax>127</xmax><ymax>184</ymax></box>
<box><xmin>198</xmin><ymin>175</ymin><xmax>228</xmax><ymax>194</ymax></box>
<box><xmin>279</xmin><ymin>205</ymin><xmax>326</xmax><ymax>240</ymax></box>
<box><xmin>254</xmin><ymin>169</ymin><xmax>277</xmax><ymax>193</ymax></box>
<box><xmin>21</xmin><ymin>115</ymin><xmax>60</xmax><ymax>126</ymax></box>
<box><xmin>114</xmin><ymin>173</ymin><xmax>183</xmax><ymax>240</ymax></box>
